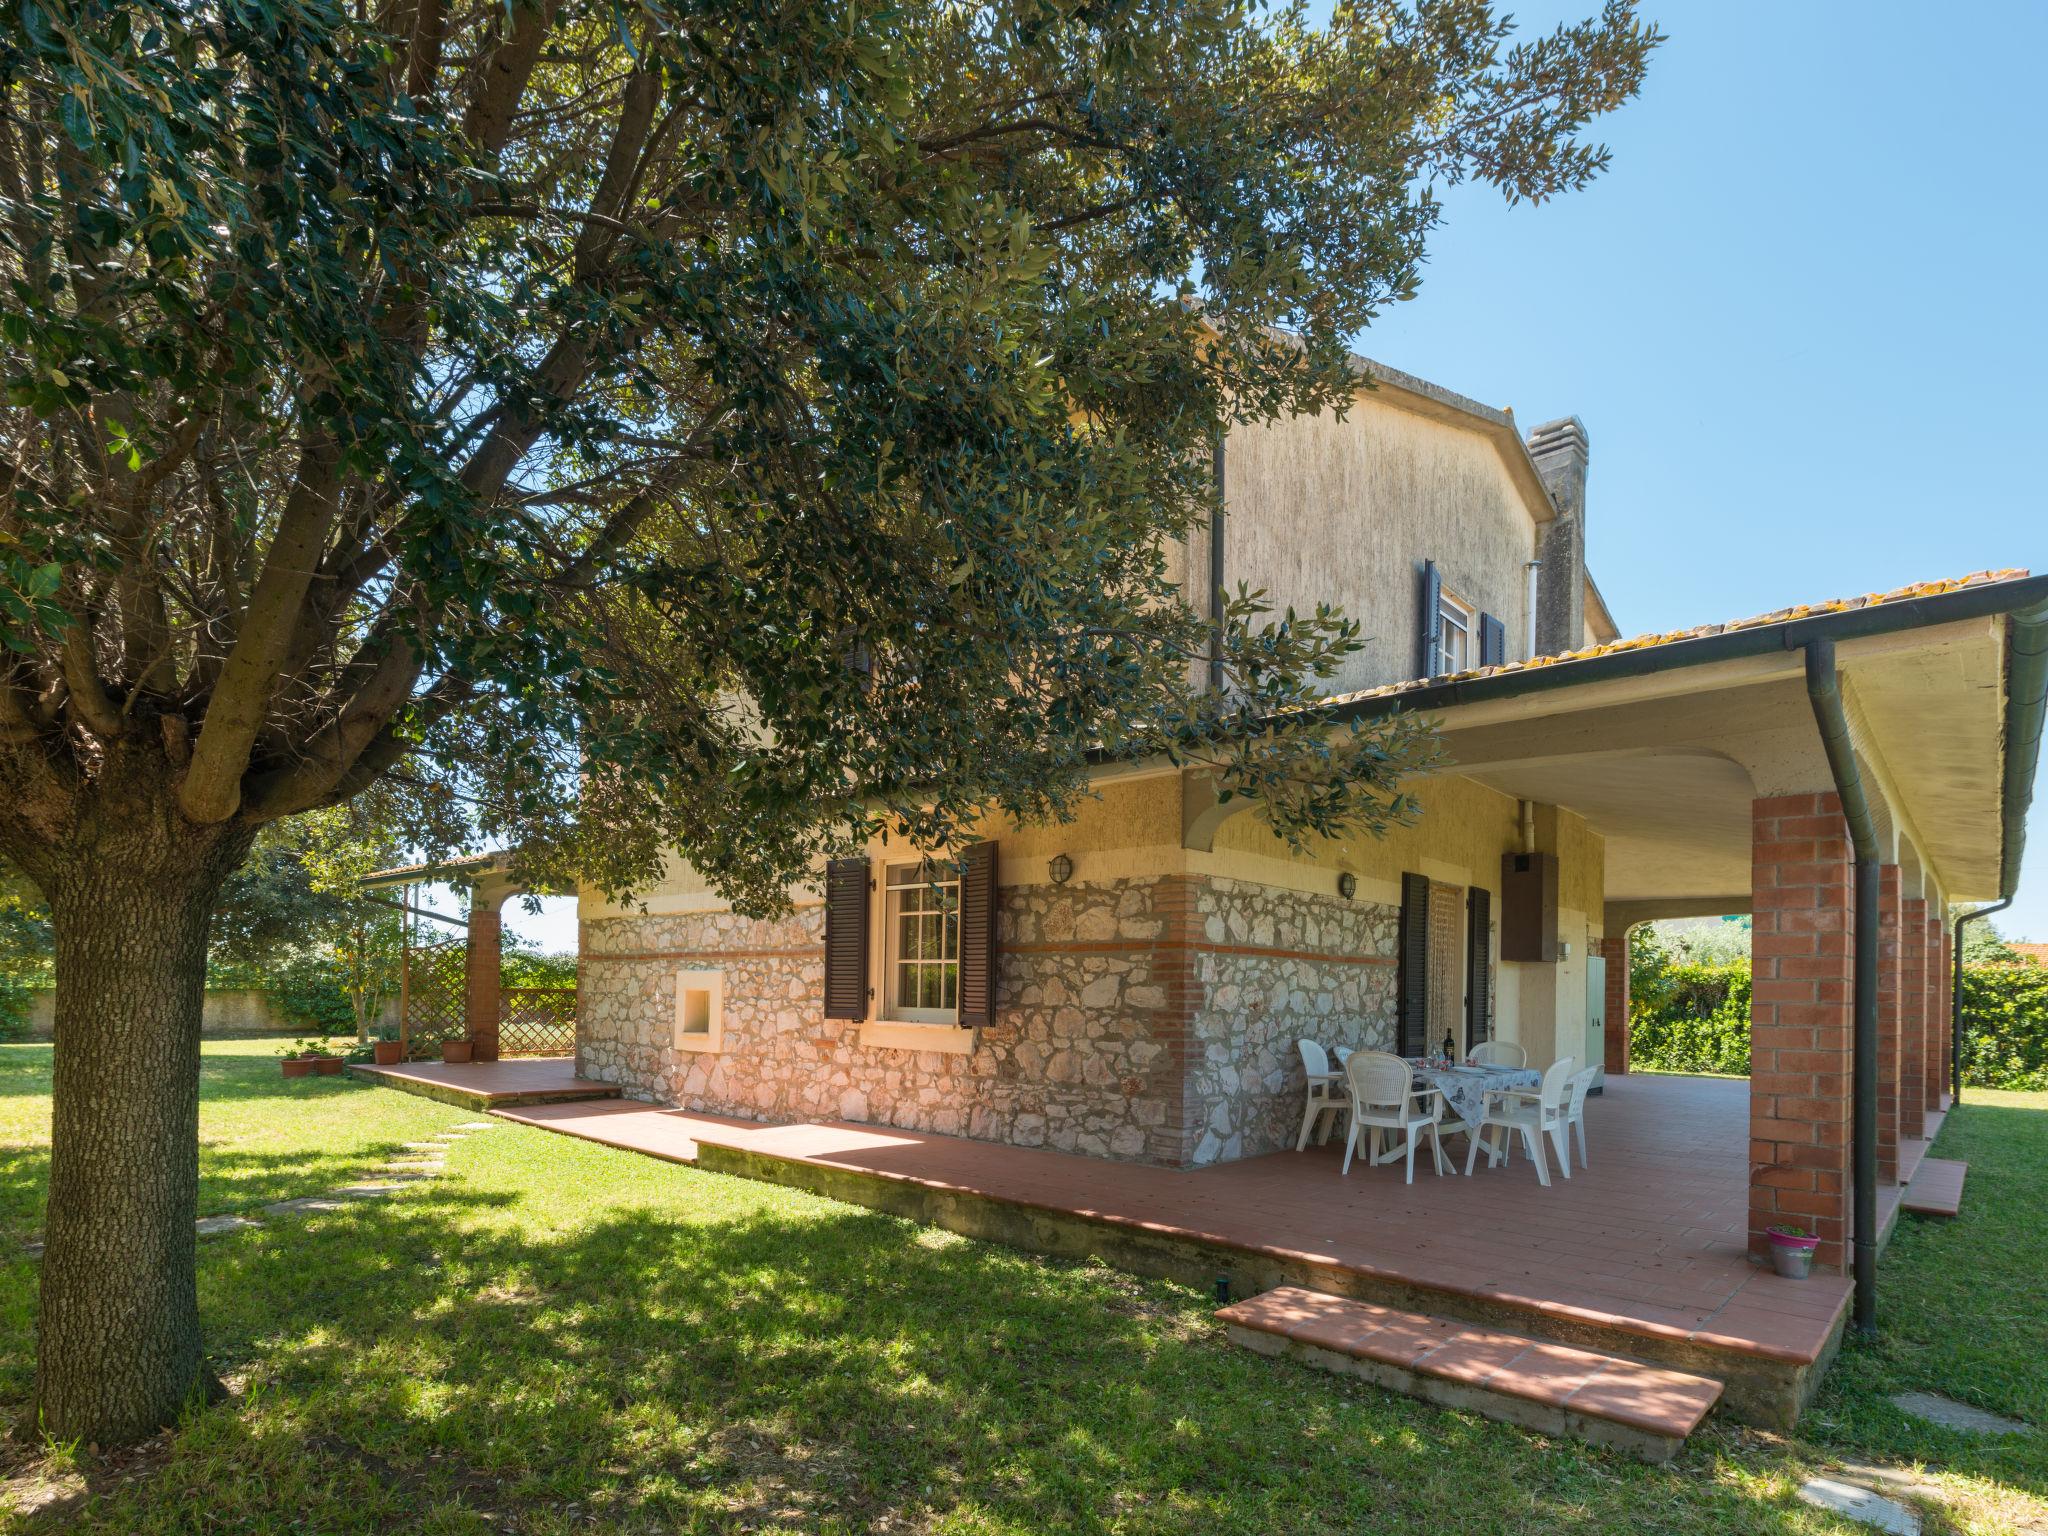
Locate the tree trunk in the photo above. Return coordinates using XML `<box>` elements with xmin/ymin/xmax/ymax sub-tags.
<box><xmin>29</xmin><ymin>844</ymin><xmax>239</xmax><ymax>1445</ymax></box>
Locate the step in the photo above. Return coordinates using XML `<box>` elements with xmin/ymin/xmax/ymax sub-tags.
<box><xmin>1902</xmin><ymin>1157</ymin><xmax>1967</xmax><ymax>1218</ymax></box>
<box><xmin>1218</xmin><ymin>1286</ymin><xmax>1723</xmax><ymax>1464</ymax></box>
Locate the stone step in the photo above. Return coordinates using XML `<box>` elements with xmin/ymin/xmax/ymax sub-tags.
<box><xmin>1218</xmin><ymin>1286</ymin><xmax>1723</xmax><ymax>1464</ymax></box>
<box><xmin>1902</xmin><ymin>1157</ymin><xmax>1966</xmax><ymax>1218</ymax></box>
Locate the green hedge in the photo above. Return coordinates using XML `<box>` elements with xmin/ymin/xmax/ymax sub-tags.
<box><xmin>1626</xmin><ymin>949</ymin><xmax>2048</xmax><ymax>1090</ymax></box>
<box><xmin>1627</xmin><ymin>961</ymin><xmax>1751</xmax><ymax>1075</ymax></box>
<box><xmin>1958</xmin><ymin>962</ymin><xmax>2048</xmax><ymax>1090</ymax></box>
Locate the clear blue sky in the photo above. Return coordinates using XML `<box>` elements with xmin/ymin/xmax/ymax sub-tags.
<box><xmin>501</xmin><ymin>1</ymin><xmax>2047</xmax><ymax>953</ymax></box>
<box><xmin>1329</xmin><ymin>0</ymin><xmax>2048</xmax><ymax>938</ymax></box>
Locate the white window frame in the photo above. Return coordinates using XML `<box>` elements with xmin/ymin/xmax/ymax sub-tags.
<box><xmin>1434</xmin><ymin>588</ymin><xmax>1475</xmax><ymax>677</ymax></box>
<box><xmin>876</xmin><ymin>859</ymin><xmax>962</xmax><ymax>1026</ymax></box>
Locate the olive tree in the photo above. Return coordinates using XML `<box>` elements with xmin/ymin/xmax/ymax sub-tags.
<box><xmin>0</xmin><ymin>0</ymin><xmax>1656</xmax><ymax>1443</ymax></box>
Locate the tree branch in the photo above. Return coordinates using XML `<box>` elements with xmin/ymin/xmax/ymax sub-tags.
<box><xmin>176</xmin><ymin>435</ymin><xmax>342</xmax><ymax>823</ymax></box>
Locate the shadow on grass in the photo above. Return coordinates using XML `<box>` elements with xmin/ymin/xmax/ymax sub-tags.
<box><xmin>0</xmin><ymin>1166</ymin><xmax>1846</xmax><ymax>1536</ymax></box>
<box><xmin>1806</xmin><ymin>1097</ymin><xmax>2048</xmax><ymax>1498</ymax></box>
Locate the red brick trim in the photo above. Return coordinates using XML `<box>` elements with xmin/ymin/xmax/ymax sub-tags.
<box><xmin>1874</xmin><ymin>866</ymin><xmax>1902</xmax><ymax>1184</ymax></box>
<box><xmin>1005</xmin><ymin>939</ymin><xmax>1396</xmax><ymax>967</ymax></box>
<box><xmin>584</xmin><ymin>946</ymin><xmax>826</xmax><ymax>963</ymax></box>
<box><xmin>1898</xmin><ymin>897</ymin><xmax>1927</xmax><ymax>1152</ymax></box>
<box><xmin>1747</xmin><ymin>793</ymin><xmax>1852</xmax><ymax>1271</ymax></box>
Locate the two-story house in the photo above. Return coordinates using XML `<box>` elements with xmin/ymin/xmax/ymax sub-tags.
<box><xmin>391</xmin><ymin>336</ymin><xmax>2044</xmax><ymax>1321</ymax></box>
<box><xmin>573</xmin><ymin>354</ymin><xmax>1633</xmax><ymax>1167</ymax></box>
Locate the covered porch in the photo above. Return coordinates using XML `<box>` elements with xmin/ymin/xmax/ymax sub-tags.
<box><xmin>1335</xmin><ymin>571</ymin><xmax>2046</xmax><ymax>1285</ymax></box>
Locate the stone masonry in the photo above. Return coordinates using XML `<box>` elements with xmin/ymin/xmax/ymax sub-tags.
<box><xmin>578</xmin><ymin>873</ymin><xmax>1402</xmax><ymax>1168</ymax></box>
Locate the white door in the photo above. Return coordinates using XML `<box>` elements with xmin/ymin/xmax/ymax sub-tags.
<box><xmin>1585</xmin><ymin>955</ymin><xmax>1607</xmax><ymax>1086</ymax></box>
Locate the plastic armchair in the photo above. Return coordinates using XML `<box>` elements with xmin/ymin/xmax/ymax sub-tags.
<box><xmin>1464</xmin><ymin>1055</ymin><xmax>1576</xmax><ymax>1186</ymax></box>
<box><xmin>1341</xmin><ymin>1050</ymin><xmax>1448</xmax><ymax>1183</ymax></box>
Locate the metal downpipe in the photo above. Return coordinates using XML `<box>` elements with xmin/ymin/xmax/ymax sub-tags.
<box><xmin>1803</xmin><ymin>639</ymin><xmax>1880</xmax><ymax>1340</ymax></box>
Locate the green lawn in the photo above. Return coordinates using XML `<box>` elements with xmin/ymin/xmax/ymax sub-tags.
<box><xmin>0</xmin><ymin>1040</ymin><xmax>2041</xmax><ymax>1534</ymax></box>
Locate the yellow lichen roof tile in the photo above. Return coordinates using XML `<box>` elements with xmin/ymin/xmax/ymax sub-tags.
<box><xmin>1324</xmin><ymin>568</ymin><xmax>2032</xmax><ymax>710</ymax></box>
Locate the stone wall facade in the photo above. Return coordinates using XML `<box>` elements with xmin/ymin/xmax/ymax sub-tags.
<box><xmin>1184</xmin><ymin>878</ymin><xmax>1399</xmax><ymax>1163</ymax></box>
<box><xmin>577</xmin><ymin>872</ymin><xmax>1402</xmax><ymax>1168</ymax></box>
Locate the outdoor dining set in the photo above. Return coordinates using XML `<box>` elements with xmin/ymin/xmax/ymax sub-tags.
<box><xmin>1295</xmin><ymin>1039</ymin><xmax>1601</xmax><ymax>1187</ymax></box>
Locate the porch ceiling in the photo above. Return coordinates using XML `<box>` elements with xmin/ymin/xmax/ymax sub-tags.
<box><xmin>1424</xmin><ymin>616</ymin><xmax>2011</xmax><ymax>905</ymax></box>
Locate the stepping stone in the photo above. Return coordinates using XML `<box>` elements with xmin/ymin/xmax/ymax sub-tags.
<box><xmin>401</xmin><ymin>1141</ymin><xmax>454</xmax><ymax>1151</ymax></box>
<box><xmin>195</xmin><ymin>1214</ymin><xmax>261</xmax><ymax>1237</ymax></box>
<box><xmin>265</xmin><ymin>1197</ymin><xmax>352</xmax><ymax>1215</ymax></box>
<box><xmin>449</xmin><ymin>1121</ymin><xmax>497</xmax><ymax>1130</ymax></box>
<box><xmin>22</xmin><ymin>1242</ymin><xmax>43</xmax><ymax>1259</ymax></box>
<box><xmin>1796</xmin><ymin>1477</ymin><xmax>1920</xmax><ymax>1535</ymax></box>
<box><xmin>334</xmin><ymin>1182</ymin><xmax>407</xmax><ymax>1199</ymax></box>
<box><xmin>1891</xmin><ymin>1392</ymin><xmax>2026</xmax><ymax>1436</ymax></box>
<box><xmin>1219</xmin><ymin>1286</ymin><xmax>1723</xmax><ymax>1464</ymax></box>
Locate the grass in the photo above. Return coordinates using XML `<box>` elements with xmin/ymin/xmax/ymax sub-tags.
<box><xmin>0</xmin><ymin>1039</ymin><xmax>2039</xmax><ymax>1534</ymax></box>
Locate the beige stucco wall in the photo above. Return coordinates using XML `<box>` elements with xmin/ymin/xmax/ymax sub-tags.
<box><xmin>1221</xmin><ymin>393</ymin><xmax>1544</xmax><ymax>694</ymax></box>
<box><xmin>1203</xmin><ymin>774</ymin><xmax>1604</xmax><ymax>1070</ymax></box>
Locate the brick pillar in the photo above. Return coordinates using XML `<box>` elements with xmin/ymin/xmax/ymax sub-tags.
<box><xmin>1899</xmin><ymin>897</ymin><xmax>1927</xmax><ymax>1146</ymax></box>
<box><xmin>465</xmin><ymin>897</ymin><xmax>504</xmax><ymax>1063</ymax></box>
<box><xmin>1932</xmin><ymin>921</ymin><xmax>1953</xmax><ymax>1110</ymax></box>
<box><xmin>1874</xmin><ymin>866</ymin><xmax>1902</xmax><ymax>1183</ymax></box>
<box><xmin>1748</xmin><ymin>793</ymin><xmax>1854</xmax><ymax>1271</ymax></box>
<box><xmin>1598</xmin><ymin>931</ymin><xmax>1631</xmax><ymax>1074</ymax></box>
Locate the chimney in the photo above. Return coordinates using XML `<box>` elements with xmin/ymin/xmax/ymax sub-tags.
<box><xmin>1526</xmin><ymin>416</ymin><xmax>1589</xmax><ymax>657</ymax></box>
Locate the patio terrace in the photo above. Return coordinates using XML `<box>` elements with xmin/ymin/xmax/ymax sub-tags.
<box><xmin>460</xmin><ymin>1069</ymin><xmax>1950</xmax><ymax>1427</ymax></box>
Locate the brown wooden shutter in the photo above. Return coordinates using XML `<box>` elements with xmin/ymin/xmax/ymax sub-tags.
<box><xmin>1478</xmin><ymin>612</ymin><xmax>1506</xmax><ymax>668</ymax></box>
<box><xmin>1417</xmin><ymin>560</ymin><xmax>1442</xmax><ymax>677</ymax></box>
<box><xmin>1466</xmin><ymin>887</ymin><xmax>1492</xmax><ymax>1047</ymax></box>
<box><xmin>957</xmin><ymin>840</ymin><xmax>999</xmax><ymax>1028</ymax></box>
<box><xmin>823</xmin><ymin>857</ymin><xmax>870</xmax><ymax>1021</ymax></box>
<box><xmin>1396</xmin><ymin>872</ymin><xmax>1430</xmax><ymax>1057</ymax></box>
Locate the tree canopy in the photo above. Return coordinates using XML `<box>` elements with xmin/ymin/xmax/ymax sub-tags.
<box><xmin>2</xmin><ymin>0</ymin><xmax>1657</xmax><ymax>911</ymax></box>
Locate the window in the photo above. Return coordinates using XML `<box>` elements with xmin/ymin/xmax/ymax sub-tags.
<box><xmin>1433</xmin><ymin>589</ymin><xmax>1475</xmax><ymax>676</ymax></box>
<box><xmin>883</xmin><ymin>861</ymin><xmax>961</xmax><ymax>1023</ymax></box>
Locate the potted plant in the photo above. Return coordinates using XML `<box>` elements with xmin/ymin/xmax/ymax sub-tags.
<box><xmin>441</xmin><ymin>1037</ymin><xmax>475</xmax><ymax>1065</ymax></box>
<box><xmin>1765</xmin><ymin>1224</ymin><xmax>1819</xmax><ymax>1279</ymax></box>
<box><xmin>372</xmin><ymin>1025</ymin><xmax>404</xmax><ymax>1066</ymax></box>
<box><xmin>279</xmin><ymin>1039</ymin><xmax>344</xmax><ymax>1078</ymax></box>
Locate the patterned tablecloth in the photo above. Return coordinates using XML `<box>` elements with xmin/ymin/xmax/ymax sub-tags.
<box><xmin>1410</xmin><ymin>1062</ymin><xmax>1539</xmax><ymax>1129</ymax></box>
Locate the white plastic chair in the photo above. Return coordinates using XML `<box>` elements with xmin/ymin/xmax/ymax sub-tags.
<box><xmin>1342</xmin><ymin>1050</ymin><xmax>1448</xmax><ymax>1183</ymax></box>
<box><xmin>1564</xmin><ymin>1065</ymin><xmax>1599</xmax><ymax>1170</ymax></box>
<box><xmin>1467</xmin><ymin>1040</ymin><xmax>1527</xmax><ymax>1069</ymax></box>
<box><xmin>1464</xmin><ymin>1055</ymin><xmax>1576</xmax><ymax>1186</ymax></box>
<box><xmin>1295</xmin><ymin>1039</ymin><xmax>1350</xmax><ymax>1151</ymax></box>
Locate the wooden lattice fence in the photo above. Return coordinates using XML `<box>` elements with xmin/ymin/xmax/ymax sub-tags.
<box><xmin>500</xmin><ymin>987</ymin><xmax>576</xmax><ymax>1056</ymax></box>
<box><xmin>400</xmin><ymin>935</ymin><xmax>468</xmax><ymax>1060</ymax></box>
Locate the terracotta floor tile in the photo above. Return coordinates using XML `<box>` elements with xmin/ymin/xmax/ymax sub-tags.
<box><xmin>1564</xmin><ymin>1366</ymin><xmax>1723</xmax><ymax>1436</ymax></box>
<box><xmin>1413</xmin><ymin>1332</ymin><xmax>1534</xmax><ymax>1387</ymax></box>
<box><xmin>1481</xmin><ymin>1341</ymin><xmax>1618</xmax><ymax>1406</ymax></box>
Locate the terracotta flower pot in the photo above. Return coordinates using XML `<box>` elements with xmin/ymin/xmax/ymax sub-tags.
<box><xmin>441</xmin><ymin>1040</ymin><xmax>475</xmax><ymax>1064</ymax></box>
<box><xmin>373</xmin><ymin>1040</ymin><xmax>404</xmax><ymax>1066</ymax></box>
<box><xmin>281</xmin><ymin>1058</ymin><xmax>315</xmax><ymax>1079</ymax></box>
<box><xmin>313</xmin><ymin>1056</ymin><xmax>344</xmax><ymax>1076</ymax></box>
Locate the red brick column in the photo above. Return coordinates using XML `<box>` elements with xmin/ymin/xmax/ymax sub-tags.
<box><xmin>1899</xmin><ymin>897</ymin><xmax>1927</xmax><ymax>1147</ymax></box>
<box><xmin>465</xmin><ymin>898</ymin><xmax>504</xmax><ymax>1062</ymax></box>
<box><xmin>1748</xmin><ymin>793</ymin><xmax>1854</xmax><ymax>1271</ymax></box>
<box><xmin>1598</xmin><ymin>931</ymin><xmax>1631</xmax><ymax>1074</ymax></box>
<box><xmin>1932</xmin><ymin>921</ymin><xmax>1953</xmax><ymax>1110</ymax></box>
<box><xmin>1874</xmin><ymin>866</ymin><xmax>1902</xmax><ymax>1183</ymax></box>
